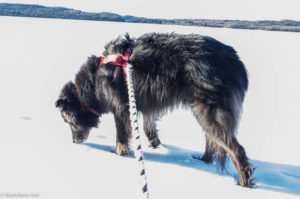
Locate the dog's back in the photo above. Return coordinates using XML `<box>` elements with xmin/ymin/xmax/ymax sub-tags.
<box><xmin>102</xmin><ymin>33</ymin><xmax>248</xmax><ymax>115</ymax></box>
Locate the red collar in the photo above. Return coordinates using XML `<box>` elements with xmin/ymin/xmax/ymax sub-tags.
<box><xmin>75</xmin><ymin>85</ymin><xmax>100</xmax><ymax>117</ymax></box>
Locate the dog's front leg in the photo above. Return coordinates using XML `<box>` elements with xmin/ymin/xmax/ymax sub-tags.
<box><xmin>143</xmin><ymin>113</ymin><xmax>161</xmax><ymax>148</ymax></box>
<box><xmin>114</xmin><ymin>114</ymin><xmax>131</xmax><ymax>156</ymax></box>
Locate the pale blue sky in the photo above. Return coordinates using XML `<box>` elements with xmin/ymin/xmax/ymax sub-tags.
<box><xmin>1</xmin><ymin>0</ymin><xmax>300</xmax><ymax>20</ymax></box>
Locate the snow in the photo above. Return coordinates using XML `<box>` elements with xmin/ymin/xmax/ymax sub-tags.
<box><xmin>0</xmin><ymin>16</ymin><xmax>300</xmax><ymax>199</ymax></box>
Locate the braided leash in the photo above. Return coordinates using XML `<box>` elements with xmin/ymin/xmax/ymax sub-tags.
<box><xmin>99</xmin><ymin>42</ymin><xmax>150</xmax><ymax>198</ymax></box>
<box><xmin>125</xmin><ymin>63</ymin><xmax>150</xmax><ymax>199</ymax></box>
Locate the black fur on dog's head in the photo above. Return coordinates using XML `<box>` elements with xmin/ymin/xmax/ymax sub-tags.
<box><xmin>55</xmin><ymin>81</ymin><xmax>99</xmax><ymax>144</ymax></box>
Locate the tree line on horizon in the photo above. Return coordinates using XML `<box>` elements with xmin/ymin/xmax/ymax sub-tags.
<box><xmin>1</xmin><ymin>3</ymin><xmax>300</xmax><ymax>33</ymax></box>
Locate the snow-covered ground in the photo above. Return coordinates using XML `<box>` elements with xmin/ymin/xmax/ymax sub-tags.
<box><xmin>0</xmin><ymin>16</ymin><xmax>300</xmax><ymax>199</ymax></box>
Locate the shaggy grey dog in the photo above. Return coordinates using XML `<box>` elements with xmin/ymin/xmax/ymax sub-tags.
<box><xmin>56</xmin><ymin>33</ymin><xmax>254</xmax><ymax>187</ymax></box>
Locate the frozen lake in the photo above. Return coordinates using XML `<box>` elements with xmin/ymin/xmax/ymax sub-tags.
<box><xmin>0</xmin><ymin>16</ymin><xmax>300</xmax><ymax>199</ymax></box>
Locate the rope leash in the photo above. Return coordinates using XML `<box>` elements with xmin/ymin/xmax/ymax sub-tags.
<box><xmin>99</xmin><ymin>42</ymin><xmax>150</xmax><ymax>198</ymax></box>
<box><xmin>125</xmin><ymin>64</ymin><xmax>150</xmax><ymax>199</ymax></box>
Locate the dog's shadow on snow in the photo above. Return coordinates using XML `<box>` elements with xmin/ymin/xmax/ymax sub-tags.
<box><xmin>83</xmin><ymin>142</ymin><xmax>300</xmax><ymax>196</ymax></box>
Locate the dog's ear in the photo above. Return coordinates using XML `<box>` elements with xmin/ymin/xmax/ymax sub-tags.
<box><xmin>55</xmin><ymin>98</ymin><xmax>67</xmax><ymax>109</ymax></box>
<box><xmin>55</xmin><ymin>81</ymin><xmax>79</xmax><ymax>111</ymax></box>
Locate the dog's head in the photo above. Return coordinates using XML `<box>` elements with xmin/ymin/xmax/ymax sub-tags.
<box><xmin>55</xmin><ymin>81</ymin><xmax>99</xmax><ymax>144</ymax></box>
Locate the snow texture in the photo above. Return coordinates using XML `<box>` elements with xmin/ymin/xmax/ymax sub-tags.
<box><xmin>0</xmin><ymin>16</ymin><xmax>300</xmax><ymax>199</ymax></box>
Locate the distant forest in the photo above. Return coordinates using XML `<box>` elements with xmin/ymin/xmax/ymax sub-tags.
<box><xmin>1</xmin><ymin>3</ymin><xmax>300</xmax><ymax>33</ymax></box>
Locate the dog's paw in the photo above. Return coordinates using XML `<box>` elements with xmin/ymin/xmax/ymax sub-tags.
<box><xmin>148</xmin><ymin>137</ymin><xmax>161</xmax><ymax>149</ymax></box>
<box><xmin>238</xmin><ymin>166</ymin><xmax>256</xmax><ymax>188</ymax></box>
<box><xmin>116</xmin><ymin>142</ymin><xmax>130</xmax><ymax>156</ymax></box>
<box><xmin>192</xmin><ymin>154</ymin><xmax>213</xmax><ymax>164</ymax></box>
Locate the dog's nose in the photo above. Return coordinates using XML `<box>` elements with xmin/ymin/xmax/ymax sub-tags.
<box><xmin>73</xmin><ymin>138</ymin><xmax>84</xmax><ymax>144</ymax></box>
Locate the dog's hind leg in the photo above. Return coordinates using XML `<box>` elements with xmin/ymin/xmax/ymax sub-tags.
<box><xmin>200</xmin><ymin>135</ymin><xmax>215</xmax><ymax>163</ymax></box>
<box><xmin>191</xmin><ymin>100</ymin><xmax>254</xmax><ymax>187</ymax></box>
<box><xmin>143</xmin><ymin>113</ymin><xmax>161</xmax><ymax>148</ymax></box>
<box><xmin>192</xmin><ymin>135</ymin><xmax>216</xmax><ymax>163</ymax></box>
<box><xmin>200</xmin><ymin>135</ymin><xmax>228</xmax><ymax>168</ymax></box>
<box><xmin>192</xmin><ymin>123</ymin><xmax>227</xmax><ymax>168</ymax></box>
